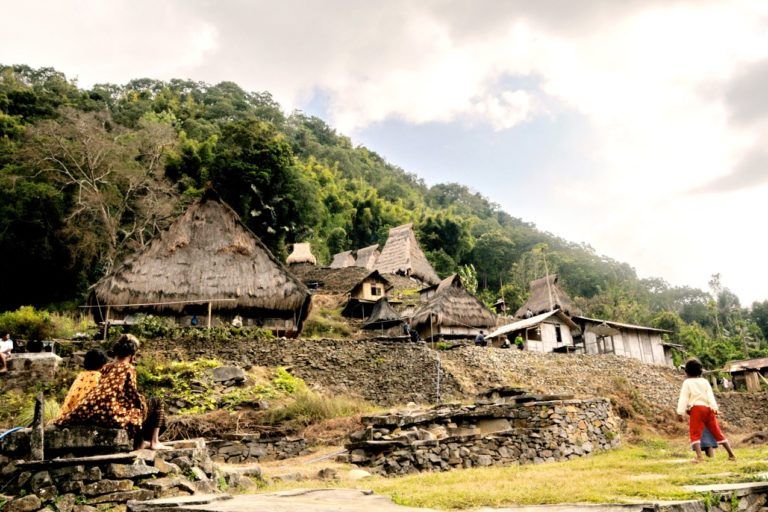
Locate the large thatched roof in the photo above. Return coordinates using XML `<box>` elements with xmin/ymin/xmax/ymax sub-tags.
<box><xmin>329</xmin><ymin>250</ymin><xmax>355</xmax><ymax>268</ymax></box>
<box><xmin>291</xmin><ymin>266</ymin><xmax>372</xmax><ymax>294</ymax></box>
<box><xmin>354</xmin><ymin>244</ymin><xmax>380</xmax><ymax>270</ymax></box>
<box><xmin>94</xmin><ymin>191</ymin><xmax>311</xmax><ymax>317</ymax></box>
<box><xmin>374</xmin><ymin>223</ymin><xmax>440</xmax><ymax>285</ymax></box>
<box><xmin>514</xmin><ymin>274</ymin><xmax>581</xmax><ymax>318</ymax></box>
<box><xmin>363</xmin><ymin>298</ymin><xmax>402</xmax><ymax>330</ymax></box>
<box><xmin>286</xmin><ymin>243</ymin><xmax>317</xmax><ymax>266</ymax></box>
<box><xmin>411</xmin><ymin>274</ymin><xmax>496</xmax><ymax>330</ymax></box>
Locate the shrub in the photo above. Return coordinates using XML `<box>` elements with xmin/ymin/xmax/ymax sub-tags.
<box><xmin>301</xmin><ymin>315</ymin><xmax>351</xmax><ymax>338</ymax></box>
<box><xmin>0</xmin><ymin>306</ymin><xmax>55</xmax><ymax>340</ymax></box>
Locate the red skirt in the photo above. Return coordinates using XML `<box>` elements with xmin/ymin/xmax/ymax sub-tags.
<box><xmin>689</xmin><ymin>405</ymin><xmax>727</xmax><ymax>445</ymax></box>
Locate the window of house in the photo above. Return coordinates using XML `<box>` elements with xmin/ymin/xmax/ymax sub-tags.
<box><xmin>555</xmin><ymin>325</ymin><xmax>562</xmax><ymax>343</ymax></box>
<box><xmin>526</xmin><ymin>326</ymin><xmax>542</xmax><ymax>341</ymax></box>
<box><xmin>371</xmin><ymin>286</ymin><xmax>382</xmax><ymax>296</ymax></box>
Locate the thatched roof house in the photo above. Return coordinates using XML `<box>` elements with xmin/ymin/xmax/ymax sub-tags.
<box><xmin>286</xmin><ymin>242</ymin><xmax>317</xmax><ymax>266</ymax></box>
<box><xmin>291</xmin><ymin>266</ymin><xmax>372</xmax><ymax>294</ymax></box>
<box><xmin>514</xmin><ymin>274</ymin><xmax>581</xmax><ymax>318</ymax></box>
<box><xmin>375</xmin><ymin>223</ymin><xmax>440</xmax><ymax>285</ymax></box>
<box><xmin>410</xmin><ymin>274</ymin><xmax>496</xmax><ymax>340</ymax></box>
<box><xmin>93</xmin><ymin>190</ymin><xmax>311</xmax><ymax>336</ymax></box>
<box><xmin>330</xmin><ymin>250</ymin><xmax>355</xmax><ymax>268</ymax></box>
<box><xmin>354</xmin><ymin>244</ymin><xmax>380</xmax><ymax>270</ymax></box>
<box><xmin>363</xmin><ymin>298</ymin><xmax>402</xmax><ymax>331</ymax></box>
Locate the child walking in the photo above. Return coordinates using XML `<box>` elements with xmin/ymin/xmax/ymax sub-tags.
<box><xmin>677</xmin><ymin>358</ymin><xmax>736</xmax><ymax>462</ymax></box>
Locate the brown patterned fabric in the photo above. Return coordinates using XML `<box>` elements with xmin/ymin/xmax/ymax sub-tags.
<box><xmin>57</xmin><ymin>370</ymin><xmax>101</xmax><ymax>419</ymax></box>
<box><xmin>55</xmin><ymin>361</ymin><xmax>146</xmax><ymax>430</ymax></box>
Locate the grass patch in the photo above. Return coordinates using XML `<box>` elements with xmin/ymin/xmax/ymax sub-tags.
<box><xmin>263</xmin><ymin>439</ymin><xmax>768</xmax><ymax>509</ymax></box>
<box><xmin>264</xmin><ymin>389</ymin><xmax>373</xmax><ymax>427</ymax></box>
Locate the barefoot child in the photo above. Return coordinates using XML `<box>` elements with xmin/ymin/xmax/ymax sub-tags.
<box><xmin>677</xmin><ymin>358</ymin><xmax>736</xmax><ymax>462</ymax></box>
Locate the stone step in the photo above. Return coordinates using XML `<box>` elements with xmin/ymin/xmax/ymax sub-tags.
<box><xmin>16</xmin><ymin>452</ymin><xmax>137</xmax><ymax>470</ymax></box>
<box><xmin>127</xmin><ymin>493</ymin><xmax>231</xmax><ymax>512</ymax></box>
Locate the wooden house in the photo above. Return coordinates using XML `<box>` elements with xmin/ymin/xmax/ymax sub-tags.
<box><xmin>286</xmin><ymin>242</ymin><xmax>317</xmax><ymax>267</ymax></box>
<box><xmin>488</xmin><ymin>310</ymin><xmax>579</xmax><ymax>352</ymax></box>
<box><xmin>374</xmin><ymin>223</ymin><xmax>440</xmax><ymax>285</ymax></box>
<box><xmin>342</xmin><ymin>270</ymin><xmax>394</xmax><ymax>318</ymax></box>
<box><xmin>410</xmin><ymin>274</ymin><xmax>496</xmax><ymax>340</ymax></box>
<box><xmin>572</xmin><ymin>316</ymin><xmax>673</xmax><ymax>366</ymax></box>
<box><xmin>93</xmin><ymin>190</ymin><xmax>312</xmax><ymax>337</ymax></box>
<box><xmin>723</xmin><ymin>357</ymin><xmax>768</xmax><ymax>392</ymax></box>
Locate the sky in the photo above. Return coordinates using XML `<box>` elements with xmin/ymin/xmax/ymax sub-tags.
<box><xmin>2</xmin><ymin>0</ymin><xmax>768</xmax><ymax>303</ymax></box>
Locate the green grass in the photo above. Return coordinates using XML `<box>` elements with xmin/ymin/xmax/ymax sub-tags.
<box><xmin>263</xmin><ymin>439</ymin><xmax>768</xmax><ymax>509</ymax></box>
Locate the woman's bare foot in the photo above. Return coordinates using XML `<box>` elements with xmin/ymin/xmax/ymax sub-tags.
<box><xmin>149</xmin><ymin>441</ymin><xmax>169</xmax><ymax>450</ymax></box>
<box><xmin>139</xmin><ymin>441</ymin><xmax>151</xmax><ymax>450</ymax></box>
<box><xmin>691</xmin><ymin>458</ymin><xmax>703</xmax><ymax>464</ymax></box>
<box><xmin>728</xmin><ymin>456</ymin><xmax>737</xmax><ymax>461</ymax></box>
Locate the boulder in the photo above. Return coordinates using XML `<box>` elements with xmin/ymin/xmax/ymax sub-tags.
<box><xmin>4</xmin><ymin>495</ymin><xmax>42</xmax><ymax>512</ymax></box>
<box><xmin>212</xmin><ymin>366</ymin><xmax>246</xmax><ymax>384</ymax></box>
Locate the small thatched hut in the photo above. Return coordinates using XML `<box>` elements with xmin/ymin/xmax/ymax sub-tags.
<box><xmin>375</xmin><ymin>223</ymin><xmax>440</xmax><ymax>285</ymax></box>
<box><xmin>286</xmin><ymin>242</ymin><xmax>317</xmax><ymax>267</ymax></box>
<box><xmin>514</xmin><ymin>274</ymin><xmax>581</xmax><ymax>318</ymax></box>
<box><xmin>354</xmin><ymin>244</ymin><xmax>380</xmax><ymax>270</ymax></box>
<box><xmin>330</xmin><ymin>250</ymin><xmax>355</xmax><ymax>268</ymax></box>
<box><xmin>410</xmin><ymin>274</ymin><xmax>496</xmax><ymax>340</ymax></box>
<box><xmin>93</xmin><ymin>190</ymin><xmax>311</xmax><ymax>336</ymax></box>
<box><xmin>363</xmin><ymin>298</ymin><xmax>402</xmax><ymax>331</ymax></box>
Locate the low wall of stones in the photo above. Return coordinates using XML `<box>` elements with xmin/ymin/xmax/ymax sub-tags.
<box><xmin>346</xmin><ymin>392</ymin><xmax>620</xmax><ymax>475</ymax></box>
<box><xmin>1</xmin><ymin>437</ymin><xmax>222</xmax><ymax>512</ymax></box>
<box><xmin>717</xmin><ymin>392</ymin><xmax>768</xmax><ymax>432</ymax></box>
<box><xmin>207</xmin><ymin>435</ymin><xmax>308</xmax><ymax>464</ymax></box>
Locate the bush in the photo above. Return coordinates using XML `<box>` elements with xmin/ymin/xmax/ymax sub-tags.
<box><xmin>0</xmin><ymin>306</ymin><xmax>55</xmax><ymax>340</ymax></box>
<box><xmin>129</xmin><ymin>315</ymin><xmax>275</xmax><ymax>342</ymax></box>
<box><xmin>301</xmin><ymin>315</ymin><xmax>351</xmax><ymax>338</ymax></box>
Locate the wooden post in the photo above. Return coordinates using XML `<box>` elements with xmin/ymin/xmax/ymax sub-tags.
<box><xmin>746</xmin><ymin>371</ymin><xmax>760</xmax><ymax>392</ymax></box>
<box><xmin>30</xmin><ymin>392</ymin><xmax>44</xmax><ymax>461</ymax></box>
<box><xmin>103</xmin><ymin>306</ymin><xmax>111</xmax><ymax>342</ymax></box>
<box><xmin>207</xmin><ymin>301</ymin><xmax>213</xmax><ymax>330</ymax></box>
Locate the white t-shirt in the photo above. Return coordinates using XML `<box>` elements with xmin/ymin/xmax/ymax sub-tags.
<box><xmin>676</xmin><ymin>377</ymin><xmax>718</xmax><ymax>415</ymax></box>
<box><xmin>0</xmin><ymin>339</ymin><xmax>13</xmax><ymax>354</ymax></box>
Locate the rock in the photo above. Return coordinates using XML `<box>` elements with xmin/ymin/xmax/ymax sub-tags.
<box><xmin>4</xmin><ymin>495</ymin><xmax>42</xmax><ymax>512</ymax></box>
<box><xmin>212</xmin><ymin>366</ymin><xmax>246</xmax><ymax>384</ymax></box>
<box><xmin>59</xmin><ymin>481</ymin><xmax>85</xmax><ymax>494</ymax></box>
<box><xmin>317</xmin><ymin>468</ymin><xmax>338</xmax><ymax>480</ymax></box>
<box><xmin>189</xmin><ymin>467</ymin><xmax>209</xmax><ymax>481</ymax></box>
<box><xmin>152</xmin><ymin>458</ymin><xmax>180</xmax><ymax>475</ymax></box>
<box><xmin>83</xmin><ymin>479</ymin><xmax>133</xmax><ymax>496</ymax></box>
<box><xmin>55</xmin><ymin>494</ymin><xmax>77</xmax><ymax>512</ymax></box>
<box><xmin>72</xmin><ymin>506</ymin><xmax>98</xmax><ymax>512</ymax></box>
<box><xmin>107</xmin><ymin>463</ymin><xmax>160</xmax><ymax>479</ymax></box>
<box><xmin>29</xmin><ymin>471</ymin><xmax>52</xmax><ymax>491</ymax></box>
<box><xmin>88</xmin><ymin>490</ymin><xmax>155</xmax><ymax>504</ymax></box>
<box><xmin>35</xmin><ymin>485</ymin><xmax>58</xmax><ymax>501</ymax></box>
<box><xmin>348</xmin><ymin>469</ymin><xmax>373</xmax><ymax>480</ymax></box>
<box><xmin>84</xmin><ymin>467</ymin><xmax>102</xmax><ymax>481</ymax></box>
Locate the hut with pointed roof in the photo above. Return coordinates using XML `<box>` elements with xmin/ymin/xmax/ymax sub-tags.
<box><xmin>363</xmin><ymin>298</ymin><xmax>402</xmax><ymax>331</ymax></box>
<box><xmin>410</xmin><ymin>274</ymin><xmax>496</xmax><ymax>340</ymax></box>
<box><xmin>354</xmin><ymin>244</ymin><xmax>380</xmax><ymax>270</ymax></box>
<box><xmin>329</xmin><ymin>250</ymin><xmax>355</xmax><ymax>269</ymax></box>
<box><xmin>375</xmin><ymin>223</ymin><xmax>440</xmax><ymax>285</ymax></box>
<box><xmin>93</xmin><ymin>190</ymin><xmax>312</xmax><ymax>337</ymax></box>
<box><xmin>342</xmin><ymin>270</ymin><xmax>394</xmax><ymax>318</ymax></box>
<box><xmin>286</xmin><ymin>242</ymin><xmax>317</xmax><ymax>267</ymax></box>
<box><xmin>514</xmin><ymin>274</ymin><xmax>581</xmax><ymax>318</ymax></box>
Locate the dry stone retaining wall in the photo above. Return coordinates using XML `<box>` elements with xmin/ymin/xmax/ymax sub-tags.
<box><xmin>346</xmin><ymin>391</ymin><xmax>620</xmax><ymax>475</ymax></box>
<box><xmin>207</xmin><ymin>435</ymin><xmax>308</xmax><ymax>464</ymax></box>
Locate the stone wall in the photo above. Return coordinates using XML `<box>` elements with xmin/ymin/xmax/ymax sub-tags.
<box><xmin>1</xmin><ymin>438</ymin><xmax>222</xmax><ymax>512</ymax></box>
<box><xmin>717</xmin><ymin>392</ymin><xmax>768</xmax><ymax>432</ymax></box>
<box><xmin>207</xmin><ymin>434</ymin><xmax>308</xmax><ymax>464</ymax></box>
<box><xmin>345</xmin><ymin>390</ymin><xmax>620</xmax><ymax>475</ymax></box>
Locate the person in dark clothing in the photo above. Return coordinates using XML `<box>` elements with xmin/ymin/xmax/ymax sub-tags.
<box><xmin>475</xmin><ymin>330</ymin><xmax>487</xmax><ymax>347</ymax></box>
<box><xmin>403</xmin><ymin>320</ymin><xmax>411</xmax><ymax>337</ymax></box>
<box><xmin>409</xmin><ymin>329</ymin><xmax>420</xmax><ymax>343</ymax></box>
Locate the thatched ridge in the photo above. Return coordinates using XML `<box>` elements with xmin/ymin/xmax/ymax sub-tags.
<box><xmin>411</xmin><ymin>274</ymin><xmax>496</xmax><ymax>330</ymax></box>
<box><xmin>291</xmin><ymin>266</ymin><xmax>371</xmax><ymax>294</ymax></box>
<box><xmin>363</xmin><ymin>298</ymin><xmax>402</xmax><ymax>330</ymax></box>
<box><xmin>94</xmin><ymin>191</ymin><xmax>311</xmax><ymax>321</ymax></box>
<box><xmin>286</xmin><ymin>242</ymin><xmax>317</xmax><ymax>266</ymax></box>
<box><xmin>329</xmin><ymin>250</ymin><xmax>355</xmax><ymax>268</ymax></box>
<box><xmin>374</xmin><ymin>223</ymin><xmax>440</xmax><ymax>285</ymax></box>
<box><xmin>514</xmin><ymin>274</ymin><xmax>581</xmax><ymax>318</ymax></box>
<box><xmin>354</xmin><ymin>244</ymin><xmax>380</xmax><ymax>270</ymax></box>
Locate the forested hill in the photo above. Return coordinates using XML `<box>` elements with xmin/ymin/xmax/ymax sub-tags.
<box><xmin>1</xmin><ymin>64</ymin><xmax>766</xmax><ymax>365</ymax></box>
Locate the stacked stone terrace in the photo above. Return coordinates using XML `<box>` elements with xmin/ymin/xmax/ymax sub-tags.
<box><xmin>346</xmin><ymin>387</ymin><xmax>621</xmax><ymax>475</ymax></box>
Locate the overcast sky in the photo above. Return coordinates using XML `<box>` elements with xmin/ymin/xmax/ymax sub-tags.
<box><xmin>3</xmin><ymin>0</ymin><xmax>768</xmax><ymax>304</ymax></box>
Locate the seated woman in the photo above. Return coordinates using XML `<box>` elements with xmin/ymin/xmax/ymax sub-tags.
<box><xmin>57</xmin><ymin>348</ymin><xmax>108</xmax><ymax>419</ymax></box>
<box><xmin>55</xmin><ymin>334</ymin><xmax>167</xmax><ymax>450</ymax></box>
<box><xmin>0</xmin><ymin>333</ymin><xmax>13</xmax><ymax>374</ymax></box>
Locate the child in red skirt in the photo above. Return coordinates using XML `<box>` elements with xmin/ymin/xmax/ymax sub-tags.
<box><xmin>677</xmin><ymin>358</ymin><xmax>736</xmax><ymax>463</ymax></box>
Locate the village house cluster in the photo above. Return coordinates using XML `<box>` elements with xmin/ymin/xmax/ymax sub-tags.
<box><xmin>92</xmin><ymin>190</ymin><xmax>677</xmax><ymax>367</ymax></box>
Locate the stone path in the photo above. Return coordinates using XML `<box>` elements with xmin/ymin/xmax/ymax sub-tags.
<box><xmin>129</xmin><ymin>489</ymin><xmax>706</xmax><ymax>512</ymax></box>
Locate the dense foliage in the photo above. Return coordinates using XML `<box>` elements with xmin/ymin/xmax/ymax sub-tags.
<box><xmin>1</xmin><ymin>64</ymin><xmax>766</xmax><ymax>367</ymax></box>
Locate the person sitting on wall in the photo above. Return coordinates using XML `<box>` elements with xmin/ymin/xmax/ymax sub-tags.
<box><xmin>0</xmin><ymin>333</ymin><xmax>13</xmax><ymax>373</ymax></box>
<box><xmin>402</xmin><ymin>320</ymin><xmax>411</xmax><ymax>337</ymax></box>
<box><xmin>500</xmin><ymin>336</ymin><xmax>511</xmax><ymax>349</ymax></box>
<box><xmin>514</xmin><ymin>334</ymin><xmax>525</xmax><ymax>350</ymax></box>
<box><xmin>409</xmin><ymin>328</ymin><xmax>420</xmax><ymax>343</ymax></box>
<box><xmin>57</xmin><ymin>348</ymin><xmax>108</xmax><ymax>419</ymax></box>
<box><xmin>475</xmin><ymin>330</ymin><xmax>487</xmax><ymax>347</ymax></box>
<box><xmin>232</xmin><ymin>315</ymin><xmax>243</xmax><ymax>328</ymax></box>
<box><xmin>190</xmin><ymin>315</ymin><xmax>199</xmax><ymax>327</ymax></box>
<box><xmin>56</xmin><ymin>334</ymin><xmax>167</xmax><ymax>450</ymax></box>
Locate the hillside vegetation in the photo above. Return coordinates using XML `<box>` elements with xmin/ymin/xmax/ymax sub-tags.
<box><xmin>1</xmin><ymin>64</ymin><xmax>767</xmax><ymax>367</ymax></box>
